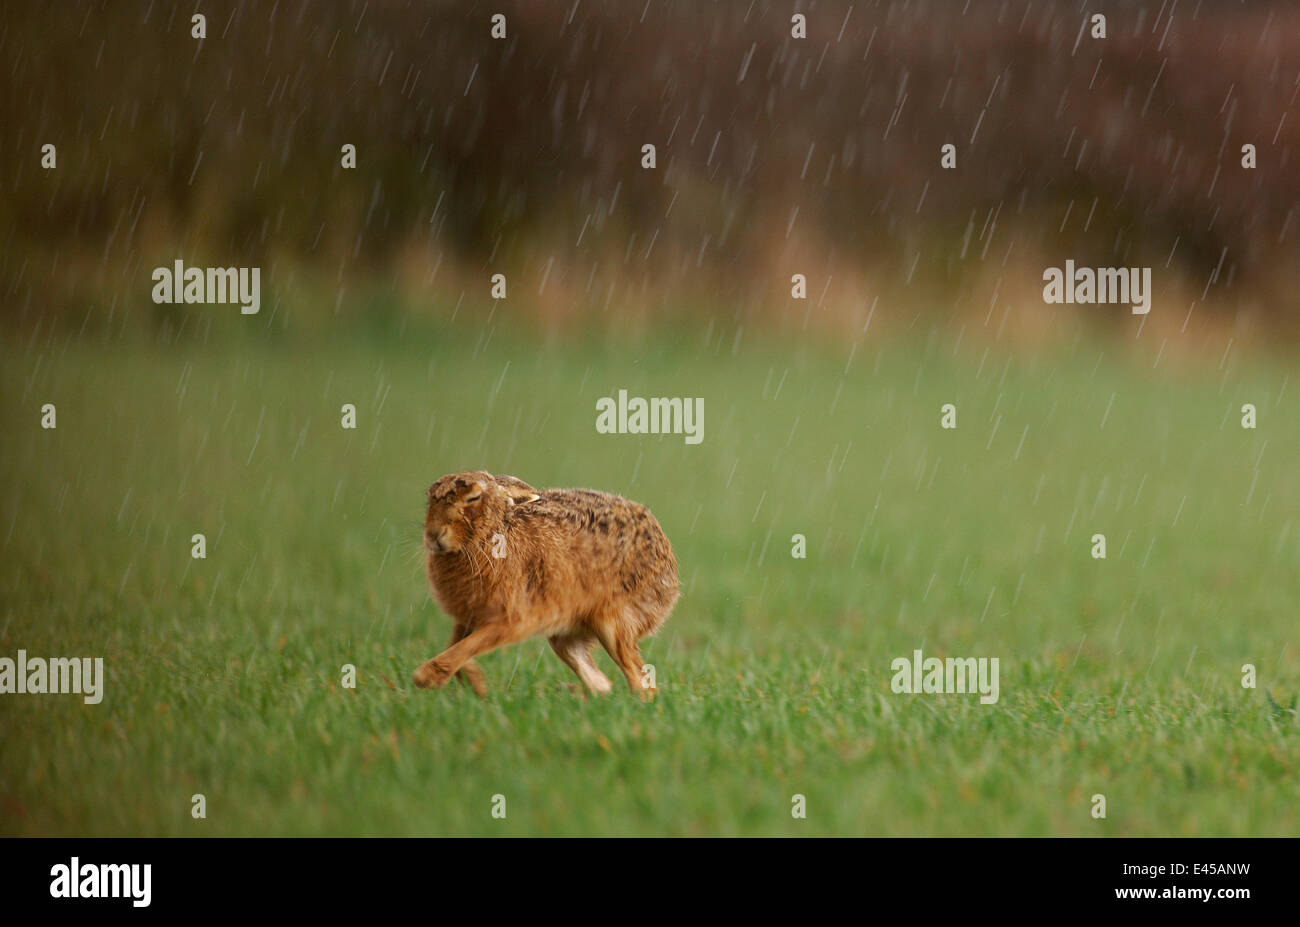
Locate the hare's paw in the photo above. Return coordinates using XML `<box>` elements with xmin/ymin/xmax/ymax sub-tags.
<box><xmin>412</xmin><ymin>659</ymin><xmax>454</xmax><ymax>689</ymax></box>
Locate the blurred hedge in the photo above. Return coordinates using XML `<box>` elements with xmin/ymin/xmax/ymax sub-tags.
<box><xmin>2</xmin><ymin>0</ymin><xmax>1297</xmax><ymax>333</ymax></box>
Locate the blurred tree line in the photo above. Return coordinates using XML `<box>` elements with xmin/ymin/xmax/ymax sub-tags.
<box><xmin>2</xmin><ymin>0</ymin><xmax>1297</xmax><ymax>335</ymax></box>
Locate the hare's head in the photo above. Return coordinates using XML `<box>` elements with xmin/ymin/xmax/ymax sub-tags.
<box><xmin>424</xmin><ymin>470</ymin><xmax>506</xmax><ymax>553</ymax></box>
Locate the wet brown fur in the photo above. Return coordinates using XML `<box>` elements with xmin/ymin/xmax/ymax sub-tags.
<box><xmin>412</xmin><ymin>470</ymin><xmax>679</xmax><ymax>698</ymax></box>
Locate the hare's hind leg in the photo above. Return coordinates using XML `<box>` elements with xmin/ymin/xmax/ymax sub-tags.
<box><xmin>548</xmin><ymin>634</ymin><xmax>613</xmax><ymax>695</ymax></box>
<box><xmin>594</xmin><ymin>623</ymin><xmax>655</xmax><ymax>699</ymax></box>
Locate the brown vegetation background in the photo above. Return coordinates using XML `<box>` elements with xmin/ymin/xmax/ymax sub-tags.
<box><xmin>2</xmin><ymin>0</ymin><xmax>1298</xmax><ymax>340</ymax></box>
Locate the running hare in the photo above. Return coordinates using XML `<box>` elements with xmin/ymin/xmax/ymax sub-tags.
<box><xmin>413</xmin><ymin>471</ymin><xmax>679</xmax><ymax>698</ymax></box>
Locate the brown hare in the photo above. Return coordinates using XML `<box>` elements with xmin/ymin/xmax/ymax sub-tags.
<box><xmin>412</xmin><ymin>471</ymin><xmax>679</xmax><ymax>698</ymax></box>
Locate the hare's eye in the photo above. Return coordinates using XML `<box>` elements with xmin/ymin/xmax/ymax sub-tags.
<box><xmin>464</xmin><ymin>493</ymin><xmax>482</xmax><ymax>504</ymax></box>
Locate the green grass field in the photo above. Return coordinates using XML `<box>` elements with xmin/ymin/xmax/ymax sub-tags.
<box><xmin>2</xmin><ymin>314</ymin><xmax>1297</xmax><ymax>836</ymax></box>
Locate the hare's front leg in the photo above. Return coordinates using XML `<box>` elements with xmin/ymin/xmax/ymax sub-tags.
<box><xmin>448</xmin><ymin>623</ymin><xmax>489</xmax><ymax>696</ymax></box>
<box><xmin>412</xmin><ymin>622</ymin><xmax>524</xmax><ymax>690</ymax></box>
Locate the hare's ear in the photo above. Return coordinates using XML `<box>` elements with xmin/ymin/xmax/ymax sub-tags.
<box><xmin>494</xmin><ymin>473</ymin><xmax>541</xmax><ymax>506</ymax></box>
